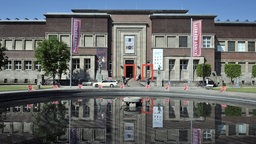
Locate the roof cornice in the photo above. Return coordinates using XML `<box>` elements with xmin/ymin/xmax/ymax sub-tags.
<box><xmin>44</xmin><ymin>12</ymin><xmax>110</xmax><ymax>18</ymax></box>
<box><xmin>71</xmin><ymin>9</ymin><xmax>189</xmax><ymax>15</ymax></box>
<box><xmin>150</xmin><ymin>14</ymin><xmax>217</xmax><ymax>19</ymax></box>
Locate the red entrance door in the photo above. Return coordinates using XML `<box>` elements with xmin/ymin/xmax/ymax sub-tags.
<box><xmin>123</xmin><ymin>64</ymin><xmax>136</xmax><ymax>80</ymax></box>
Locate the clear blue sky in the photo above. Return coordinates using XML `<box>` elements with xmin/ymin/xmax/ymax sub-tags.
<box><xmin>1</xmin><ymin>0</ymin><xmax>256</xmax><ymax>22</ymax></box>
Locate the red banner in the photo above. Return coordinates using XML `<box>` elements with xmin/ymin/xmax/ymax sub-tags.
<box><xmin>192</xmin><ymin>20</ymin><xmax>202</xmax><ymax>57</ymax></box>
<box><xmin>72</xmin><ymin>18</ymin><xmax>81</xmax><ymax>53</ymax></box>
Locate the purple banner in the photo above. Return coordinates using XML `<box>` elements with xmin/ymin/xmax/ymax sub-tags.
<box><xmin>72</xmin><ymin>18</ymin><xmax>81</xmax><ymax>53</ymax></box>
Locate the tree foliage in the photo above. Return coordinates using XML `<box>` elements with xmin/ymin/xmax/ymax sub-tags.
<box><xmin>224</xmin><ymin>64</ymin><xmax>241</xmax><ymax>82</ymax></box>
<box><xmin>224</xmin><ymin>105</ymin><xmax>242</xmax><ymax>116</ymax></box>
<box><xmin>35</xmin><ymin>38</ymin><xmax>70</xmax><ymax>82</ymax></box>
<box><xmin>194</xmin><ymin>102</ymin><xmax>212</xmax><ymax>117</ymax></box>
<box><xmin>196</xmin><ymin>64</ymin><xmax>212</xmax><ymax>78</ymax></box>
<box><xmin>252</xmin><ymin>65</ymin><xmax>256</xmax><ymax>78</ymax></box>
<box><xmin>0</xmin><ymin>43</ymin><xmax>8</xmax><ymax>70</ymax></box>
<box><xmin>33</xmin><ymin>103</ymin><xmax>68</xmax><ymax>143</ymax></box>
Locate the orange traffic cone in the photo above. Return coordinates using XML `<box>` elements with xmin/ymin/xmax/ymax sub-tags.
<box><xmin>145</xmin><ymin>84</ymin><xmax>150</xmax><ymax>89</ymax></box>
<box><xmin>27</xmin><ymin>85</ymin><xmax>33</xmax><ymax>91</ymax></box>
<box><xmin>165</xmin><ymin>84</ymin><xmax>170</xmax><ymax>90</ymax></box>
<box><xmin>220</xmin><ymin>86</ymin><xmax>227</xmax><ymax>92</ymax></box>
<box><xmin>78</xmin><ymin>84</ymin><xmax>82</xmax><ymax>89</ymax></box>
<box><xmin>184</xmin><ymin>85</ymin><xmax>188</xmax><ymax>91</ymax></box>
<box><xmin>53</xmin><ymin>84</ymin><xmax>59</xmax><ymax>89</ymax></box>
<box><xmin>98</xmin><ymin>84</ymin><xmax>102</xmax><ymax>89</ymax></box>
<box><xmin>120</xmin><ymin>83</ymin><xmax>125</xmax><ymax>89</ymax></box>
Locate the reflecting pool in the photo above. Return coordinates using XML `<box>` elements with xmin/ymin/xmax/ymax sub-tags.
<box><xmin>1</xmin><ymin>95</ymin><xmax>256</xmax><ymax>144</ymax></box>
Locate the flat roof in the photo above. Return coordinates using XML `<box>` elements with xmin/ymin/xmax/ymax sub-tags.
<box><xmin>0</xmin><ymin>19</ymin><xmax>45</xmax><ymax>23</ymax></box>
<box><xmin>44</xmin><ymin>12</ymin><xmax>110</xmax><ymax>18</ymax></box>
<box><xmin>150</xmin><ymin>13</ymin><xmax>217</xmax><ymax>19</ymax></box>
<box><xmin>71</xmin><ymin>9</ymin><xmax>189</xmax><ymax>14</ymax></box>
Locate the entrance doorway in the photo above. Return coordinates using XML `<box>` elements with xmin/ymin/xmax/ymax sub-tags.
<box><xmin>124</xmin><ymin>60</ymin><xmax>136</xmax><ymax>80</ymax></box>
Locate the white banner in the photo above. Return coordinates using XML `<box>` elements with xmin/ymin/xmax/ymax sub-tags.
<box><xmin>153</xmin><ymin>49</ymin><xmax>163</xmax><ymax>70</ymax></box>
<box><xmin>153</xmin><ymin>106</ymin><xmax>163</xmax><ymax>128</ymax></box>
<box><xmin>125</xmin><ymin>36</ymin><xmax>135</xmax><ymax>53</ymax></box>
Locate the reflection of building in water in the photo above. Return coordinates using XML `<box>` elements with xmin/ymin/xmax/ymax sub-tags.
<box><xmin>1</xmin><ymin>98</ymin><xmax>256</xmax><ymax>143</ymax></box>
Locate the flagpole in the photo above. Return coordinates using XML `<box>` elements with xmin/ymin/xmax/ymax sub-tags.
<box><xmin>190</xmin><ymin>18</ymin><xmax>193</xmax><ymax>86</ymax></box>
<box><xmin>69</xmin><ymin>17</ymin><xmax>73</xmax><ymax>144</ymax></box>
<box><xmin>190</xmin><ymin>17</ymin><xmax>193</xmax><ymax>143</ymax></box>
<box><xmin>70</xmin><ymin>17</ymin><xmax>73</xmax><ymax>88</ymax></box>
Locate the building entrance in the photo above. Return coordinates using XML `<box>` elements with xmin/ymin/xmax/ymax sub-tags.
<box><xmin>124</xmin><ymin>60</ymin><xmax>136</xmax><ymax>80</ymax></box>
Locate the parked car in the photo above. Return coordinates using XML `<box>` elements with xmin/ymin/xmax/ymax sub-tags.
<box><xmin>93</xmin><ymin>80</ymin><xmax>118</xmax><ymax>88</ymax></box>
<box><xmin>197</xmin><ymin>78</ymin><xmax>218</xmax><ymax>87</ymax></box>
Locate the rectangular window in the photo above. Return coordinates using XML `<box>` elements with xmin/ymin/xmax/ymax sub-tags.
<box><xmin>217</xmin><ymin>41</ymin><xmax>226</xmax><ymax>51</ymax></box>
<box><xmin>13</xmin><ymin>106</ymin><xmax>21</xmax><ymax>112</ymax></box>
<box><xmin>96</xmin><ymin>35</ymin><xmax>105</xmax><ymax>47</ymax></box>
<box><xmin>248</xmin><ymin>41</ymin><xmax>255</xmax><ymax>52</ymax></box>
<box><xmin>5</xmin><ymin>61</ymin><xmax>12</xmax><ymax>70</ymax></box>
<box><xmin>237</xmin><ymin>41</ymin><xmax>245</xmax><ymax>52</ymax></box>
<box><xmin>203</xmin><ymin>36</ymin><xmax>211</xmax><ymax>48</ymax></box>
<box><xmin>24</xmin><ymin>61</ymin><xmax>32</xmax><ymax>70</ymax></box>
<box><xmin>5</xmin><ymin>40</ymin><xmax>13</xmax><ymax>50</ymax></box>
<box><xmin>84</xmin><ymin>59</ymin><xmax>91</xmax><ymax>69</ymax></box>
<box><xmin>155</xmin><ymin>36</ymin><xmax>165</xmax><ymax>47</ymax></box>
<box><xmin>203</xmin><ymin>130</ymin><xmax>212</xmax><ymax>141</ymax></box>
<box><xmin>72</xmin><ymin>59</ymin><xmax>80</xmax><ymax>69</ymax></box>
<box><xmin>34</xmin><ymin>40</ymin><xmax>42</xmax><ymax>49</ymax></box>
<box><xmin>167</xmin><ymin>36</ymin><xmax>176</xmax><ymax>48</ymax></box>
<box><xmin>193</xmin><ymin>60</ymin><xmax>199</xmax><ymax>70</ymax></box>
<box><xmin>180</xmin><ymin>60</ymin><xmax>188</xmax><ymax>70</ymax></box>
<box><xmin>83</xmin><ymin>105</ymin><xmax>90</xmax><ymax>117</ymax></box>
<box><xmin>48</xmin><ymin>35</ymin><xmax>58</xmax><ymax>40</ymax></box>
<box><xmin>228</xmin><ymin>41</ymin><xmax>235</xmax><ymax>52</ymax></box>
<box><xmin>60</xmin><ymin>35</ymin><xmax>70</xmax><ymax>47</ymax></box>
<box><xmin>179</xmin><ymin>36</ymin><xmax>187</xmax><ymax>48</ymax></box>
<box><xmin>34</xmin><ymin>61</ymin><xmax>41</xmax><ymax>70</ymax></box>
<box><xmin>84</xmin><ymin>35</ymin><xmax>93</xmax><ymax>47</ymax></box>
<box><xmin>23</xmin><ymin>105</ymin><xmax>31</xmax><ymax>112</ymax></box>
<box><xmin>169</xmin><ymin>59</ymin><xmax>175</xmax><ymax>70</ymax></box>
<box><xmin>15</xmin><ymin>40</ymin><xmax>23</xmax><ymax>50</ymax></box>
<box><xmin>72</xmin><ymin>106</ymin><xmax>79</xmax><ymax>117</ymax></box>
<box><xmin>25</xmin><ymin>40</ymin><xmax>33</xmax><ymax>50</ymax></box>
<box><xmin>179</xmin><ymin>130</ymin><xmax>188</xmax><ymax>141</ymax></box>
<box><xmin>14</xmin><ymin>61</ymin><xmax>22</xmax><ymax>70</ymax></box>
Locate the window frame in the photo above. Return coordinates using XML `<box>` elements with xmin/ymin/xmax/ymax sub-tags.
<box><xmin>248</xmin><ymin>41</ymin><xmax>255</xmax><ymax>52</ymax></box>
<box><xmin>179</xmin><ymin>36</ymin><xmax>188</xmax><ymax>48</ymax></box>
<box><xmin>203</xmin><ymin>36</ymin><xmax>211</xmax><ymax>48</ymax></box>
<box><xmin>14</xmin><ymin>61</ymin><xmax>22</xmax><ymax>70</ymax></box>
<box><xmin>84</xmin><ymin>58</ymin><xmax>91</xmax><ymax>70</ymax></box>
<box><xmin>228</xmin><ymin>41</ymin><xmax>235</xmax><ymax>52</ymax></box>
<box><xmin>24</xmin><ymin>61</ymin><xmax>32</xmax><ymax>70</ymax></box>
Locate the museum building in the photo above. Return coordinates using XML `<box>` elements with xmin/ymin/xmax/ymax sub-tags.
<box><xmin>0</xmin><ymin>9</ymin><xmax>256</xmax><ymax>85</ymax></box>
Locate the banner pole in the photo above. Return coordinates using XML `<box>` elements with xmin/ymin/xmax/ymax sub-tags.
<box><xmin>70</xmin><ymin>17</ymin><xmax>73</xmax><ymax>88</ymax></box>
<box><xmin>190</xmin><ymin>18</ymin><xmax>193</xmax><ymax>86</ymax></box>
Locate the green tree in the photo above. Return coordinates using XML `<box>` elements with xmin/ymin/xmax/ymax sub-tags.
<box><xmin>0</xmin><ymin>43</ymin><xmax>8</xmax><ymax>70</ymax></box>
<box><xmin>0</xmin><ymin>108</ymin><xmax>7</xmax><ymax>129</ymax></box>
<box><xmin>252</xmin><ymin>65</ymin><xmax>256</xmax><ymax>78</ymax></box>
<box><xmin>35</xmin><ymin>38</ymin><xmax>70</xmax><ymax>83</ymax></box>
<box><xmin>196</xmin><ymin>64</ymin><xmax>211</xmax><ymax>81</ymax></box>
<box><xmin>224</xmin><ymin>64</ymin><xmax>241</xmax><ymax>83</ymax></box>
<box><xmin>194</xmin><ymin>102</ymin><xmax>212</xmax><ymax>117</ymax></box>
<box><xmin>224</xmin><ymin>105</ymin><xmax>242</xmax><ymax>116</ymax></box>
<box><xmin>33</xmin><ymin>103</ymin><xmax>68</xmax><ymax>143</ymax></box>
